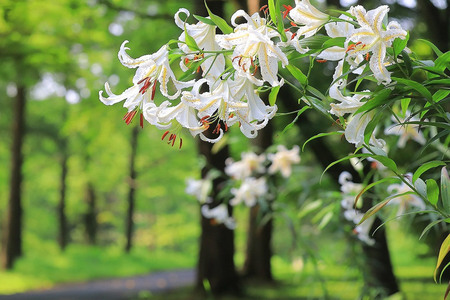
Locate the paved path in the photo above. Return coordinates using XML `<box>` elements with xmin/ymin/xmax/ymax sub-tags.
<box><xmin>0</xmin><ymin>269</ymin><xmax>195</xmax><ymax>300</ymax></box>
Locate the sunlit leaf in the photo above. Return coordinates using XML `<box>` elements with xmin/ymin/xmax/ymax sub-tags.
<box><xmin>426</xmin><ymin>179</ymin><xmax>440</xmax><ymax>206</ymax></box>
<box><xmin>414</xmin><ymin>178</ymin><xmax>427</xmax><ymax>199</ymax></box>
<box><xmin>434</xmin><ymin>234</ymin><xmax>450</xmax><ymax>282</ymax></box>
<box><xmin>393</xmin><ymin>32</ymin><xmax>409</xmax><ymax>58</ymax></box>
<box><xmin>354</xmin><ymin>177</ymin><xmax>399</xmax><ymax>209</ymax></box>
<box><xmin>357</xmin><ymin>192</ymin><xmax>411</xmax><ymax>225</ymax></box>
<box><xmin>193</xmin><ymin>15</ymin><xmax>216</xmax><ymax>26</ymax></box>
<box><xmin>418</xmin><ymin>39</ymin><xmax>443</xmax><ymax>57</ymax></box>
<box><xmin>184</xmin><ymin>28</ymin><xmax>200</xmax><ymax>51</ymax></box>
<box><xmin>281</xmin><ymin>106</ymin><xmax>311</xmax><ymax>135</ymax></box>
<box><xmin>286</xmin><ymin>64</ymin><xmax>308</xmax><ymax>86</ymax></box>
<box><xmin>412</xmin><ymin>161</ymin><xmax>447</xmax><ymax>183</ymax></box>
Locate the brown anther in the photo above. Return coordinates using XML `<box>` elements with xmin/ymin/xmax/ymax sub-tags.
<box><xmin>259</xmin><ymin>5</ymin><xmax>268</xmax><ymax>12</ymax></box>
<box><xmin>184</xmin><ymin>57</ymin><xmax>190</xmax><ymax>65</ymax></box>
<box><xmin>251</xmin><ymin>64</ymin><xmax>258</xmax><ymax>76</ymax></box>
<box><xmin>196</xmin><ymin>66</ymin><xmax>202</xmax><ymax>73</ymax></box>
<box><xmin>290</xmin><ymin>21</ymin><xmax>297</xmax><ymax>27</ymax></box>
<box><xmin>124</xmin><ymin>111</ymin><xmax>137</xmax><ymax>125</ymax></box>
<box><xmin>224</xmin><ymin>123</ymin><xmax>228</xmax><ymax>132</ymax></box>
<box><xmin>161</xmin><ymin>130</ymin><xmax>170</xmax><ymax>140</ymax></box>
<box><xmin>172</xmin><ymin>135</ymin><xmax>176</xmax><ymax>147</ymax></box>
<box><xmin>365</xmin><ymin>52</ymin><xmax>370</xmax><ymax>61</ymax></box>
<box><xmin>179</xmin><ymin>138</ymin><xmax>183</xmax><ymax>149</ymax></box>
<box><xmin>316</xmin><ymin>59</ymin><xmax>327</xmax><ymax>63</ymax></box>
<box><xmin>346</xmin><ymin>44</ymin><xmax>356</xmax><ymax>53</ymax></box>
<box><xmin>290</xmin><ymin>32</ymin><xmax>297</xmax><ymax>40</ymax></box>
<box><xmin>213</xmin><ymin>124</ymin><xmax>221</xmax><ymax>134</ymax></box>
<box><xmin>151</xmin><ymin>82</ymin><xmax>157</xmax><ymax>100</ymax></box>
<box><xmin>140</xmin><ymin>113</ymin><xmax>144</xmax><ymax>128</ymax></box>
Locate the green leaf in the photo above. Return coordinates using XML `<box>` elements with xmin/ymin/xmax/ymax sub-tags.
<box><xmin>269</xmin><ymin>86</ymin><xmax>280</xmax><ymax>106</ymax></box>
<box><xmin>357</xmin><ymin>193</ymin><xmax>403</xmax><ymax>225</ymax></box>
<box><xmin>414</xmin><ymin>178</ymin><xmax>427</xmax><ymax>199</ymax></box>
<box><xmin>426</xmin><ymin>179</ymin><xmax>440</xmax><ymax>206</ymax></box>
<box><xmin>400</xmin><ymin>50</ymin><xmax>413</xmax><ymax>76</ymax></box>
<box><xmin>184</xmin><ymin>28</ymin><xmax>200</xmax><ymax>51</ymax></box>
<box><xmin>433</xmin><ymin>90</ymin><xmax>450</xmax><ymax>102</ymax></box>
<box><xmin>204</xmin><ymin>1</ymin><xmax>233</xmax><ymax>34</ymax></box>
<box><xmin>419</xmin><ymin>219</ymin><xmax>446</xmax><ymax>240</ymax></box>
<box><xmin>434</xmin><ymin>234</ymin><xmax>450</xmax><ymax>282</ymax></box>
<box><xmin>286</xmin><ymin>64</ymin><xmax>308</xmax><ymax>86</ymax></box>
<box><xmin>418</xmin><ymin>39</ymin><xmax>444</xmax><ymax>57</ymax></box>
<box><xmin>393</xmin><ymin>32</ymin><xmax>409</xmax><ymax>58</ymax></box>
<box><xmin>412</xmin><ymin>161</ymin><xmax>447</xmax><ymax>183</ymax></box>
<box><xmin>193</xmin><ymin>15</ymin><xmax>216</xmax><ymax>26</ymax></box>
<box><xmin>354</xmin><ymin>88</ymin><xmax>392</xmax><ymax>114</ymax></box>
<box><xmin>281</xmin><ymin>106</ymin><xmax>311</xmax><ymax>135</ymax></box>
<box><xmin>400</xmin><ymin>98</ymin><xmax>411</xmax><ymax>116</ymax></box>
<box><xmin>322</xmin><ymin>37</ymin><xmax>346</xmax><ymax>49</ymax></box>
<box><xmin>298</xmin><ymin>200</ymin><xmax>322</xmax><ymax>219</ymax></box>
<box><xmin>304</xmin><ymin>95</ymin><xmax>329</xmax><ymax>116</ymax></box>
<box><xmin>393</xmin><ymin>77</ymin><xmax>433</xmax><ymax>101</ymax></box>
<box><xmin>354</xmin><ymin>177</ymin><xmax>399</xmax><ymax>209</ymax></box>
<box><xmin>268</xmin><ymin>0</ymin><xmax>287</xmax><ymax>42</ymax></box>
<box><xmin>302</xmin><ymin>131</ymin><xmax>342</xmax><ymax>151</ymax></box>
<box><xmin>442</xmin><ymin>167</ymin><xmax>450</xmax><ymax>213</ymax></box>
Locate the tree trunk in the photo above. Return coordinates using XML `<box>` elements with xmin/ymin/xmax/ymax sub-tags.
<box><xmin>58</xmin><ymin>140</ymin><xmax>69</xmax><ymax>251</ymax></box>
<box><xmin>243</xmin><ymin>121</ymin><xmax>274</xmax><ymax>281</ymax></box>
<box><xmin>196</xmin><ymin>138</ymin><xmax>241</xmax><ymax>296</ymax></box>
<box><xmin>417</xmin><ymin>0</ymin><xmax>449</xmax><ymax>52</ymax></box>
<box><xmin>84</xmin><ymin>183</ymin><xmax>97</xmax><ymax>245</ymax></box>
<box><xmin>1</xmin><ymin>84</ymin><xmax>26</xmax><ymax>270</ymax></box>
<box><xmin>125</xmin><ymin>127</ymin><xmax>139</xmax><ymax>253</ymax></box>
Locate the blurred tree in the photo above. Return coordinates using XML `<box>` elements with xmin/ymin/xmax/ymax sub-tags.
<box><xmin>58</xmin><ymin>136</ymin><xmax>69</xmax><ymax>250</ymax></box>
<box><xmin>1</xmin><ymin>83</ymin><xmax>26</xmax><ymax>269</ymax></box>
<box><xmin>84</xmin><ymin>182</ymin><xmax>98</xmax><ymax>245</ymax></box>
<box><xmin>125</xmin><ymin>127</ymin><xmax>139</xmax><ymax>253</ymax></box>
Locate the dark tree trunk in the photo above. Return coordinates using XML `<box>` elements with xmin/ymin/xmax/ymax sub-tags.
<box><xmin>196</xmin><ymin>138</ymin><xmax>241</xmax><ymax>296</ymax></box>
<box><xmin>1</xmin><ymin>85</ymin><xmax>26</xmax><ymax>270</ymax></box>
<box><xmin>58</xmin><ymin>140</ymin><xmax>69</xmax><ymax>251</ymax></box>
<box><xmin>125</xmin><ymin>127</ymin><xmax>139</xmax><ymax>253</ymax></box>
<box><xmin>84</xmin><ymin>183</ymin><xmax>97</xmax><ymax>245</ymax></box>
<box><xmin>193</xmin><ymin>0</ymin><xmax>240</xmax><ymax>295</ymax></box>
<box><xmin>417</xmin><ymin>0</ymin><xmax>449</xmax><ymax>52</ymax></box>
<box><xmin>243</xmin><ymin>122</ymin><xmax>274</xmax><ymax>281</ymax></box>
<box><xmin>280</xmin><ymin>88</ymin><xmax>399</xmax><ymax>297</ymax></box>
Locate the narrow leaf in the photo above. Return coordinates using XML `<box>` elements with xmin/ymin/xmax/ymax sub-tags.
<box><xmin>434</xmin><ymin>234</ymin><xmax>450</xmax><ymax>282</ymax></box>
<box><xmin>420</xmin><ymin>219</ymin><xmax>445</xmax><ymax>240</ymax></box>
<box><xmin>354</xmin><ymin>88</ymin><xmax>392</xmax><ymax>114</ymax></box>
<box><xmin>281</xmin><ymin>106</ymin><xmax>311</xmax><ymax>135</ymax></box>
<box><xmin>393</xmin><ymin>32</ymin><xmax>409</xmax><ymax>58</ymax></box>
<box><xmin>412</xmin><ymin>161</ymin><xmax>447</xmax><ymax>183</ymax></box>
<box><xmin>442</xmin><ymin>167</ymin><xmax>450</xmax><ymax>213</ymax></box>
<box><xmin>204</xmin><ymin>1</ymin><xmax>233</xmax><ymax>34</ymax></box>
<box><xmin>354</xmin><ymin>177</ymin><xmax>398</xmax><ymax>208</ymax></box>
<box><xmin>286</xmin><ymin>64</ymin><xmax>308</xmax><ymax>86</ymax></box>
<box><xmin>193</xmin><ymin>15</ymin><xmax>216</xmax><ymax>26</ymax></box>
<box><xmin>418</xmin><ymin>39</ymin><xmax>444</xmax><ymax>57</ymax></box>
<box><xmin>393</xmin><ymin>77</ymin><xmax>433</xmax><ymax>101</ymax></box>
<box><xmin>302</xmin><ymin>131</ymin><xmax>342</xmax><ymax>151</ymax></box>
<box><xmin>184</xmin><ymin>28</ymin><xmax>200</xmax><ymax>51</ymax></box>
<box><xmin>414</xmin><ymin>178</ymin><xmax>427</xmax><ymax>199</ymax></box>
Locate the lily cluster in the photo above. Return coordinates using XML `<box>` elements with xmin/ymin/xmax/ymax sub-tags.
<box><xmin>99</xmin><ymin>0</ymin><xmax>407</xmax><ymax>149</ymax></box>
<box><xmin>186</xmin><ymin>145</ymin><xmax>300</xmax><ymax>228</ymax></box>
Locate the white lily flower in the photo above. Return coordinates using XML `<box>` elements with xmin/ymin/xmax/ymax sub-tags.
<box><xmin>218</xmin><ymin>11</ymin><xmax>288</xmax><ymax>86</ymax></box>
<box><xmin>174</xmin><ymin>8</ymin><xmax>225</xmax><ymax>79</ymax></box>
<box><xmin>230</xmin><ymin>177</ymin><xmax>268</xmax><ymax>207</ymax></box>
<box><xmin>201</xmin><ymin>204</ymin><xmax>236</xmax><ymax>229</ymax></box>
<box><xmin>225</xmin><ymin>152</ymin><xmax>266</xmax><ymax>180</ymax></box>
<box><xmin>186</xmin><ymin>178</ymin><xmax>212</xmax><ymax>204</ymax></box>
<box><xmin>348</xmin><ymin>5</ymin><xmax>407</xmax><ymax>84</ymax></box>
<box><xmin>339</xmin><ymin>171</ymin><xmax>375</xmax><ymax>245</ymax></box>
<box><xmin>317</xmin><ymin>15</ymin><xmax>355</xmax><ymax>61</ymax></box>
<box><xmin>387</xmin><ymin>174</ymin><xmax>426</xmax><ymax>216</ymax></box>
<box><xmin>344</xmin><ymin>111</ymin><xmax>373</xmax><ymax>148</ymax></box>
<box><xmin>329</xmin><ymin>84</ymin><xmax>370</xmax><ymax>117</ymax></box>
<box><xmin>267</xmin><ymin>145</ymin><xmax>301</xmax><ymax>178</ymax></box>
<box><xmin>289</xmin><ymin>0</ymin><xmax>329</xmax><ymax>38</ymax></box>
<box><xmin>384</xmin><ymin>112</ymin><xmax>426</xmax><ymax>148</ymax></box>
